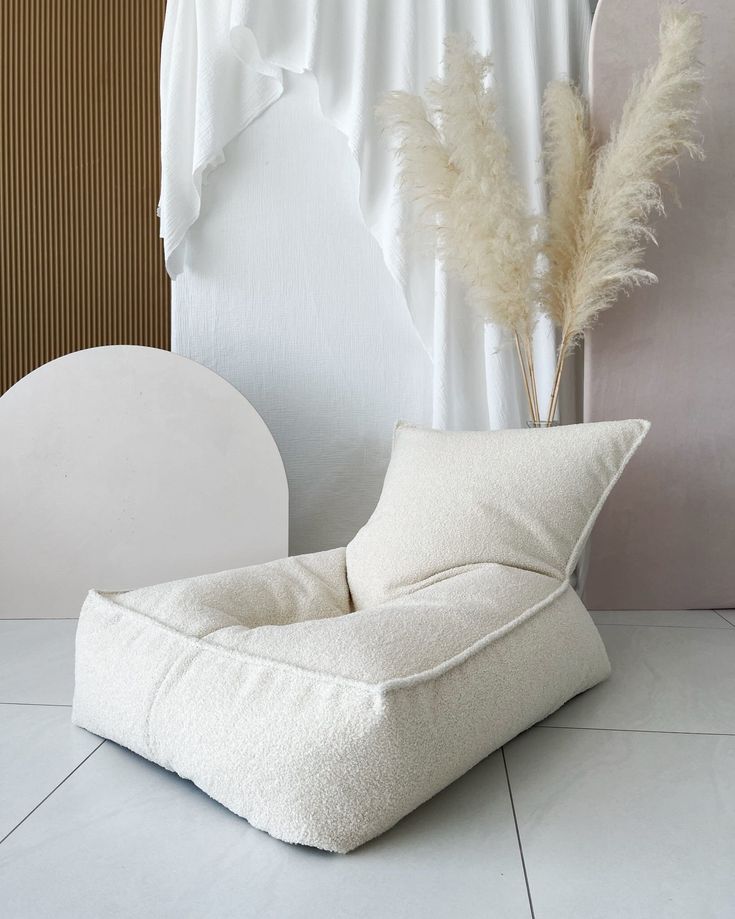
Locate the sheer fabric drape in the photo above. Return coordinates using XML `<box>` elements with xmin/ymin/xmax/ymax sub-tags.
<box><xmin>160</xmin><ymin>0</ymin><xmax>591</xmax><ymax>429</ymax></box>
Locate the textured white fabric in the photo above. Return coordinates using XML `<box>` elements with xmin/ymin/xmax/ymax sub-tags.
<box><xmin>73</xmin><ymin>560</ymin><xmax>608</xmax><ymax>853</ymax></box>
<box><xmin>73</xmin><ymin>418</ymin><xmax>647</xmax><ymax>852</ymax></box>
<box><xmin>347</xmin><ymin>419</ymin><xmax>651</xmax><ymax>607</ymax></box>
<box><xmin>158</xmin><ymin>0</ymin><xmax>281</xmax><ymax>276</ymax></box>
<box><xmin>163</xmin><ymin>1</ymin><xmax>592</xmax><ymax>464</ymax></box>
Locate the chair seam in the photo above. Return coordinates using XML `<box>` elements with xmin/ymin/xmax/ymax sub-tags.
<box><xmin>86</xmin><ymin>577</ymin><xmax>570</xmax><ymax>697</ymax></box>
<box><xmin>143</xmin><ymin>647</ymin><xmax>196</xmax><ymax>757</ymax></box>
<box><xmin>564</xmin><ymin>421</ymin><xmax>650</xmax><ymax>578</ymax></box>
<box><xmin>357</xmin><ymin>560</ymin><xmax>563</xmax><ymax>602</ymax></box>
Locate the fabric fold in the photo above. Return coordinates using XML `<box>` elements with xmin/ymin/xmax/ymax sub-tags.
<box><xmin>160</xmin><ymin>0</ymin><xmax>591</xmax><ymax>428</ymax></box>
<box><xmin>159</xmin><ymin>0</ymin><xmax>284</xmax><ymax>275</ymax></box>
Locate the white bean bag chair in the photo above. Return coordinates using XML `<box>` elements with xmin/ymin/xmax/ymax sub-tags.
<box><xmin>73</xmin><ymin>419</ymin><xmax>649</xmax><ymax>852</ymax></box>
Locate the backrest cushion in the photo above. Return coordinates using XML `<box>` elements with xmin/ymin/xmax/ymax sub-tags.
<box><xmin>346</xmin><ymin>420</ymin><xmax>649</xmax><ymax>608</ymax></box>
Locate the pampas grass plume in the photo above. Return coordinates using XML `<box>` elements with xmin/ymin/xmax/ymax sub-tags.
<box><xmin>378</xmin><ymin>3</ymin><xmax>703</xmax><ymax>425</ymax></box>
<box><xmin>377</xmin><ymin>34</ymin><xmax>537</xmax><ymax>338</ymax></box>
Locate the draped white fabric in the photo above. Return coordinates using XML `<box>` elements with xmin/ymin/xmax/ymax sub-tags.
<box><xmin>160</xmin><ymin>0</ymin><xmax>591</xmax><ymax>431</ymax></box>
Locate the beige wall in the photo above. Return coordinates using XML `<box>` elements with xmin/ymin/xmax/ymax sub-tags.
<box><xmin>584</xmin><ymin>0</ymin><xmax>735</xmax><ymax>609</ymax></box>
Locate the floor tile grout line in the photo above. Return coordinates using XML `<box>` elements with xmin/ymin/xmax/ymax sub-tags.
<box><xmin>712</xmin><ymin>610</ymin><xmax>735</xmax><ymax>628</ymax></box>
<box><xmin>593</xmin><ymin>621</ymin><xmax>734</xmax><ymax>630</ymax></box>
<box><xmin>0</xmin><ymin>701</ymin><xmax>72</xmax><ymax>708</ymax></box>
<box><xmin>501</xmin><ymin>746</ymin><xmax>536</xmax><ymax>919</ymax></box>
<box><xmin>0</xmin><ymin>740</ymin><xmax>105</xmax><ymax>847</ymax></box>
<box><xmin>538</xmin><ymin>725</ymin><xmax>735</xmax><ymax>737</ymax></box>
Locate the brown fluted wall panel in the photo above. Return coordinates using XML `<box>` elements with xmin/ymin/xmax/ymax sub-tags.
<box><xmin>0</xmin><ymin>0</ymin><xmax>169</xmax><ymax>394</ymax></box>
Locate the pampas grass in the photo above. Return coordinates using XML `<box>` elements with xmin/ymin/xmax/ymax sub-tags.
<box><xmin>377</xmin><ymin>34</ymin><xmax>542</xmax><ymax>422</ymax></box>
<box><xmin>542</xmin><ymin>3</ymin><xmax>703</xmax><ymax>421</ymax></box>
<box><xmin>378</xmin><ymin>3</ymin><xmax>703</xmax><ymax>426</ymax></box>
<box><xmin>542</xmin><ymin>81</ymin><xmax>594</xmax><ymax>330</ymax></box>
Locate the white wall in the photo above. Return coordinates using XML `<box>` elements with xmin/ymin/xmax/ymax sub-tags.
<box><xmin>173</xmin><ymin>71</ymin><xmax>432</xmax><ymax>554</ymax></box>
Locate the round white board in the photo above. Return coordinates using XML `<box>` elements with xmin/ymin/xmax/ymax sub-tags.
<box><xmin>0</xmin><ymin>347</ymin><xmax>288</xmax><ymax>618</ymax></box>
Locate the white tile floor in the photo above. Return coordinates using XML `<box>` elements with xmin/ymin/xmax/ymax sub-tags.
<box><xmin>0</xmin><ymin>610</ymin><xmax>734</xmax><ymax>919</ymax></box>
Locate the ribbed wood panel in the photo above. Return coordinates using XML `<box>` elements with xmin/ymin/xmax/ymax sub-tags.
<box><xmin>0</xmin><ymin>0</ymin><xmax>169</xmax><ymax>394</ymax></box>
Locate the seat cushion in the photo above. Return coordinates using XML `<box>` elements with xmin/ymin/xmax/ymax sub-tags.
<box><xmin>346</xmin><ymin>419</ymin><xmax>650</xmax><ymax>607</ymax></box>
<box><xmin>73</xmin><ymin>419</ymin><xmax>649</xmax><ymax>852</ymax></box>
<box><xmin>73</xmin><ymin>550</ymin><xmax>610</xmax><ymax>853</ymax></box>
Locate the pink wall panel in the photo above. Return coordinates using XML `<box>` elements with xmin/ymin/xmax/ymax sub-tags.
<box><xmin>584</xmin><ymin>0</ymin><xmax>735</xmax><ymax>610</ymax></box>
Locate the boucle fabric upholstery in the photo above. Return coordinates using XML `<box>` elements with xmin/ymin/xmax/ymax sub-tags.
<box><xmin>347</xmin><ymin>420</ymin><xmax>650</xmax><ymax>607</ymax></box>
<box><xmin>73</xmin><ymin>419</ymin><xmax>649</xmax><ymax>852</ymax></box>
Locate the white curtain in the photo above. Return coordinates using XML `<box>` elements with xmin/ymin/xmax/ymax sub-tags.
<box><xmin>161</xmin><ymin>0</ymin><xmax>592</xmax><ymax>432</ymax></box>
